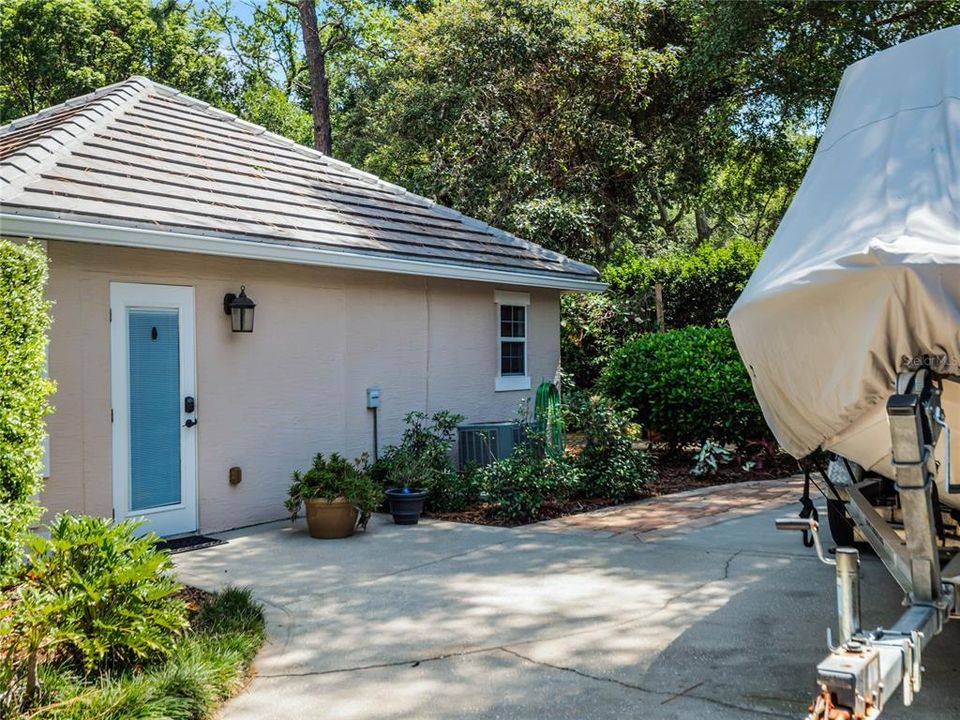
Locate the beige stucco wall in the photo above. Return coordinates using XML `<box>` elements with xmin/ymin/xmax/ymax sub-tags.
<box><xmin>42</xmin><ymin>240</ymin><xmax>561</xmax><ymax>533</ymax></box>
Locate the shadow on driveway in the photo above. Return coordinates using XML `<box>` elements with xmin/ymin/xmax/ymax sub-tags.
<box><xmin>174</xmin><ymin>491</ymin><xmax>960</xmax><ymax>720</ymax></box>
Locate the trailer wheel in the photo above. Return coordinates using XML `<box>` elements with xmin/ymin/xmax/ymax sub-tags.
<box><xmin>827</xmin><ymin>498</ymin><xmax>855</xmax><ymax>547</ymax></box>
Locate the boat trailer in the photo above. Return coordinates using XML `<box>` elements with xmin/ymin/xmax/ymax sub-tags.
<box><xmin>777</xmin><ymin>369</ymin><xmax>960</xmax><ymax>719</ymax></box>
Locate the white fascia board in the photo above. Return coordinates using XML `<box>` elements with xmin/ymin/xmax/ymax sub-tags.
<box><xmin>0</xmin><ymin>214</ymin><xmax>608</xmax><ymax>293</ymax></box>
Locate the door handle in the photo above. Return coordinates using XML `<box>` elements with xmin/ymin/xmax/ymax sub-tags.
<box><xmin>184</xmin><ymin>418</ymin><xmax>198</xmax><ymax>428</ymax></box>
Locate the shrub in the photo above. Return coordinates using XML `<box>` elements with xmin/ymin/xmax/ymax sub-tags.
<box><xmin>562</xmin><ymin>238</ymin><xmax>762</xmax><ymax>387</ymax></box>
<box><xmin>477</xmin><ymin>428</ymin><xmax>582</xmax><ymax>523</ymax></box>
<box><xmin>22</xmin><ymin>587</ymin><xmax>265</xmax><ymax>720</ymax></box>
<box><xmin>285</xmin><ymin>453</ymin><xmax>382</xmax><ymax>519</ymax></box>
<box><xmin>599</xmin><ymin>326</ymin><xmax>769</xmax><ymax>448</ymax></box>
<box><xmin>1</xmin><ymin>516</ymin><xmax>188</xmax><ymax>706</ymax></box>
<box><xmin>0</xmin><ymin>239</ymin><xmax>55</xmax><ymax>580</ymax></box>
<box><xmin>604</xmin><ymin>237</ymin><xmax>763</xmax><ymax>329</ymax></box>
<box><xmin>372</xmin><ymin>411</ymin><xmax>477</xmax><ymax>513</ymax></box>
<box><xmin>567</xmin><ymin>394</ymin><xmax>654</xmax><ymax>502</ymax></box>
<box><xmin>691</xmin><ymin>440</ymin><xmax>733</xmax><ymax>477</ymax></box>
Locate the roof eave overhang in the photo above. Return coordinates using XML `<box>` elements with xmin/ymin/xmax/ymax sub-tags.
<box><xmin>0</xmin><ymin>214</ymin><xmax>607</xmax><ymax>292</ymax></box>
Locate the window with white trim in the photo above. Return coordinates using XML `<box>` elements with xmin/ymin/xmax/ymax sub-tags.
<box><xmin>495</xmin><ymin>291</ymin><xmax>531</xmax><ymax>391</ymax></box>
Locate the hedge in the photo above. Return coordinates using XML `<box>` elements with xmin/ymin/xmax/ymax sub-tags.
<box><xmin>0</xmin><ymin>239</ymin><xmax>54</xmax><ymax>580</ymax></box>
<box><xmin>599</xmin><ymin>325</ymin><xmax>769</xmax><ymax>447</ymax></box>
<box><xmin>562</xmin><ymin>238</ymin><xmax>762</xmax><ymax>388</ymax></box>
<box><xmin>603</xmin><ymin>237</ymin><xmax>763</xmax><ymax>329</ymax></box>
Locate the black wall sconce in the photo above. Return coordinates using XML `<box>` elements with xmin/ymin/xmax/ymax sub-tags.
<box><xmin>223</xmin><ymin>285</ymin><xmax>256</xmax><ymax>333</ymax></box>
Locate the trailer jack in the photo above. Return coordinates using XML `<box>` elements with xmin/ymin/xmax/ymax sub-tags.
<box><xmin>777</xmin><ymin>369</ymin><xmax>958</xmax><ymax>719</ymax></box>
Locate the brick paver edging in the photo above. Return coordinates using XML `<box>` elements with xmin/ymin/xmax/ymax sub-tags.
<box><xmin>536</xmin><ymin>475</ymin><xmax>807</xmax><ymax>537</ymax></box>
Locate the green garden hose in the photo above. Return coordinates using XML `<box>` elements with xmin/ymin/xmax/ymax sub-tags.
<box><xmin>535</xmin><ymin>381</ymin><xmax>565</xmax><ymax>456</ymax></box>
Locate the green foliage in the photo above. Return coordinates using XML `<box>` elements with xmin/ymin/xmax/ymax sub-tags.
<box><xmin>477</xmin><ymin>425</ymin><xmax>582</xmax><ymax>523</ymax></box>
<box><xmin>600</xmin><ymin>326</ymin><xmax>769</xmax><ymax>448</ymax></box>
<box><xmin>335</xmin><ymin>0</ymin><xmax>959</xmax><ymax>262</ymax></box>
<box><xmin>372</xmin><ymin>410</ymin><xmax>476</xmax><ymax>512</ymax></box>
<box><xmin>0</xmin><ymin>239</ymin><xmax>55</xmax><ymax>580</ymax></box>
<box><xmin>194</xmin><ymin>586</ymin><xmax>264</xmax><ymax>640</ymax></box>
<box><xmin>566</xmin><ymin>394</ymin><xmax>653</xmax><ymax>502</ymax></box>
<box><xmin>0</xmin><ymin>0</ymin><xmax>230</xmax><ymax>122</ymax></box>
<box><xmin>683</xmin><ymin>1</ymin><xmax>960</xmax><ymax>140</ymax></box>
<box><xmin>336</xmin><ymin>0</ymin><xmax>696</xmax><ymax>263</ymax></box>
<box><xmin>691</xmin><ymin>440</ymin><xmax>733</xmax><ymax>477</ymax></box>
<box><xmin>604</xmin><ymin>237</ymin><xmax>763</xmax><ymax>328</ymax></box>
<box><xmin>562</xmin><ymin>238</ymin><xmax>762</xmax><ymax>387</ymax></box>
<box><xmin>3</xmin><ymin>0</ymin><xmax>957</xmax><ymax>262</ymax></box>
<box><xmin>0</xmin><ymin>516</ymin><xmax>188</xmax><ymax>710</ymax></box>
<box><xmin>22</xmin><ymin>587</ymin><xmax>265</xmax><ymax>720</ymax></box>
<box><xmin>285</xmin><ymin>453</ymin><xmax>382</xmax><ymax>517</ymax></box>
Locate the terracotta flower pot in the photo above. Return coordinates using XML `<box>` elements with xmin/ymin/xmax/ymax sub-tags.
<box><xmin>304</xmin><ymin>497</ymin><xmax>359</xmax><ymax>539</ymax></box>
<box><xmin>386</xmin><ymin>488</ymin><xmax>428</xmax><ymax>525</ymax></box>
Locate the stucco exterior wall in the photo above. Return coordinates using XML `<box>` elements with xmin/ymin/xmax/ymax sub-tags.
<box><xmin>42</xmin><ymin>241</ymin><xmax>562</xmax><ymax>533</ymax></box>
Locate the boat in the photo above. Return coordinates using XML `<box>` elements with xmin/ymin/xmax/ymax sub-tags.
<box><xmin>729</xmin><ymin>25</ymin><xmax>959</xmax><ymax>720</ymax></box>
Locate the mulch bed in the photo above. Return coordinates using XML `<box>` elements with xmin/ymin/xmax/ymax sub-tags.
<box><xmin>649</xmin><ymin>450</ymin><xmax>799</xmax><ymax>495</ymax></box>
<box><xmin>424</xmin><ymin>498</ymin><xmax>622</xmax><ymax>528</ymax></box>
<box><xmin>423</xmin><ymin>449</ymin><xmax>800</xmax><ymax>528</ymax></box>
<box><xmin>175</xmin><ymin>584</ymin><xmax>215</xmax><ymax>620</ymax></box>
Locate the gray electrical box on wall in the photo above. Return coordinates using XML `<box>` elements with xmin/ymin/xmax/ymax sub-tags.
<box><xmin>366</xmin><ymin>386</ymin><xmax>381</xmax><ymax>408</ymax></box>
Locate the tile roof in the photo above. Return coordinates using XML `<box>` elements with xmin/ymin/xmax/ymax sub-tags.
<box><xmin>0</xmin><ymin>77</ymin><xmax>601</xmax><ymax>290</ymax></box>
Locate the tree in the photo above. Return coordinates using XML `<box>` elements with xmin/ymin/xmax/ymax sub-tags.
<box><xmin>674</xmin><ymin>0</ymin><xmax>960</xmax><ymax>244</ymax></box>
<box><xmin>336</xmin><ymin>0</ymin><xmax>703</xmax><ymax>262</ymax></box>
<box><xmin>0</xmin><ymin>0</ymin><xmax>230</xmax><ymax>123</ymax></box>
<box><xmin>200</xmin><ymin>0</ymin><xmax>314</xmax><ymax>144</ymax></box>
<box><xmin>288</xmin><ymin>0</ymin><xmax>377</xmax><ymax>155</ymax></box>
<box><xmin>203</xmin><ymin>0</ymin><xmax>391</xmax><ymax>156</ymax></box>
<box><xmin>295</xmin><ymin>0</ymin><xmax>332</xmax><ymax>153</ymax></box>
<box><xmin>335</xmin><ymin>0</ymin><xmax>960</xmax><ymax>261</ymax></box>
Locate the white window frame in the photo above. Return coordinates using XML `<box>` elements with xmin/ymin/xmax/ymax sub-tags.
<box><xmin>495</xmin><ymin>290</ymin><xmax>531</xmax><ymax>392</ymax></box>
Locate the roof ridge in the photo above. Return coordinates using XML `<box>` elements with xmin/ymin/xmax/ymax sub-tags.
<box><xmin>1</xmin><ymin>77</ymin><xmax>152</xmax><ymax>196</ymax></box>
<box><xmin>1</xmin><ymin>76</ymin><xmax>600</xmax><ymax>284</ymax></box>
<box><xmin>143</xmin><ymin>79</ymin><xmax>588</xmax><ymax>271</ymax></box>
<box><xmin>0</xmin><ymin>76</ymin><xmax>151</xmax><ymax>133</ymax></box>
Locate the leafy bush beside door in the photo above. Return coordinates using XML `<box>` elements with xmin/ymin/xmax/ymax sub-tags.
<box><xmin>0</xmin><ymin>516</ymin><xmax>189</xmax><ymax>710</ymax></box>
<box><xmin>0</xmin><ymin>239</ymin><xmax>55</xmax><ymax>581</ymax></box>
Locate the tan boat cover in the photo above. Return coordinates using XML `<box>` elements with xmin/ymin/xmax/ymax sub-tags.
<box><xmin>729</xmin><ymin>26</ymin><xmax>960</xmax><ymax>485</ymax></box>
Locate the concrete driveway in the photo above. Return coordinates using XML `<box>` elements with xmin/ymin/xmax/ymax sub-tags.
<box><xmin>174</xmin><ymin>481</ymin><xmax>960</xmax><ymax>720</ymax></box>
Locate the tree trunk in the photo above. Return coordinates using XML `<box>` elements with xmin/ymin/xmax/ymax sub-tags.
<box><xmin>695</xmin><ymin>207</ymin><xmax>713</xmax><ymax>243</ymax></box>
<box><xmin>25</xmin><ymin>648</ymin><xmax>38</xmax><ymax>704</ymax></box>
<box><xmin>297</xmin><ymin>0</ymin><xmax>332</xmax><ymax>155</ymax></box>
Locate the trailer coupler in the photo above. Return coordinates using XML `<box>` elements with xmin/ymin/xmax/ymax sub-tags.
<box><xmin>777</xmin><ymin>516</ymin><xmax>956</xmax><ymax>719</ymax></box>
<box><xmin>777</xmin><ymin>368</ymin><xmax>958</xmax><ymax>719</ymax></box>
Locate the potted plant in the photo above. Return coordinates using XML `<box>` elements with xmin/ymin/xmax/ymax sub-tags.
<box><xmin>285</xmin><ymin>453</ymin><xmax>382</xmax><ymax>539</ymax></box>
<box><xmin>383</xmin><ymin>450</ymin><xmax>431</xmax><ymax>525</ymax></box>
<box><xmin>378</xmin><ymin>411</ymin><xmax>463</xmax><ymax>525</ymax></box>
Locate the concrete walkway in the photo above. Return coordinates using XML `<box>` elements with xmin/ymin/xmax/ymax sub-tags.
<box><xmin>174</xmin><ymin>481</ymin><xmax>959</xmax><ymax>720</ymax></box>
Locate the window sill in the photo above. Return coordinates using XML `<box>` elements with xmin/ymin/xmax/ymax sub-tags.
<box><xmin>495</xmin><ymin>375</ymin><xmax>531</xmax><ymax>392</ymax></box>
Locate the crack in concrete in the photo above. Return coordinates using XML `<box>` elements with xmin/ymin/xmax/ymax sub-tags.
<box><xmin>257</xmin><ymin>645</ymin><xmax>500</xmax><ymax>679</ymax></box>
<box><xmin>499</xmin><ymin>648</ymin><xmax>798</xmax><ymax>719</ymax></box>
<box><xmin>256</xmin><ymin>549</ymin><xmax>745</xmax><ymax>681</ymax></box>
<box><xmin>723</xmin><ymin>550</ymin><xmax>743</xmax><ymax>579</ymax></box>
<box><xmin>257</xmin><ymin>641</ymin><xmax>799</xmax><ymax>720</ymax></box>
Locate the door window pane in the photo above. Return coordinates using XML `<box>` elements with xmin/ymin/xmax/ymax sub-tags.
<box><xmin>128</xmin><ymin>309</ymin><xmax>181</xmax><ymax>510</ymax></box>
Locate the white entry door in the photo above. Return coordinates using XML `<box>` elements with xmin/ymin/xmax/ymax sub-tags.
<box><xmin>111</xmin><ymin>283</ymin><xmax>198</xmax><ymax>537</ymax></box>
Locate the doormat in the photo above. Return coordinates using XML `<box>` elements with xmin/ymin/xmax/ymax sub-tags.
<box><xmin>156</xmin><ymin>535</ymin><xmax>226</xmax><ymax>554</ymax></box>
